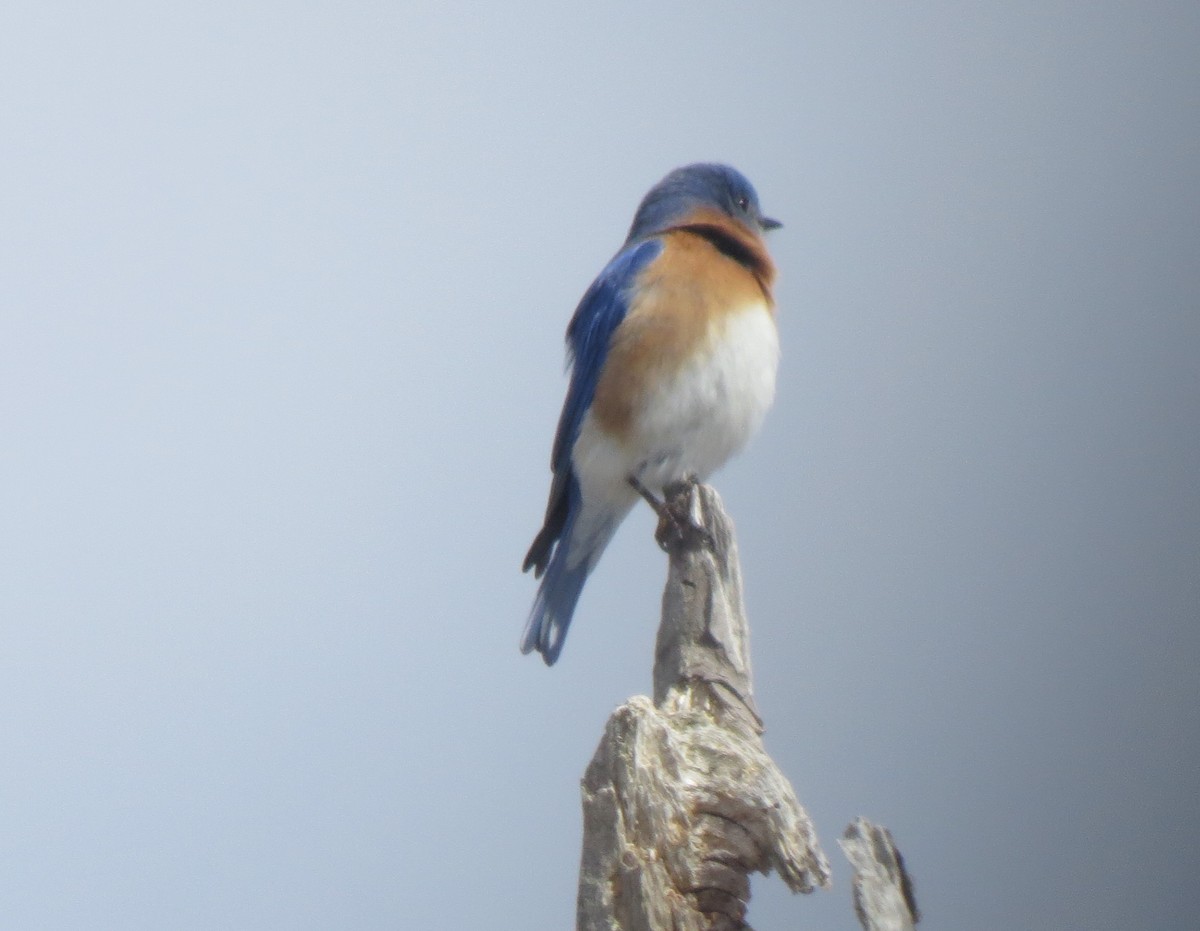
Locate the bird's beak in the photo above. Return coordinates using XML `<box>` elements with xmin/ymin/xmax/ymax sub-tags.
<box><xmin>760</xmin><ymin>216</ymin><xmax>782</xmax><ymax>231</ymax></box>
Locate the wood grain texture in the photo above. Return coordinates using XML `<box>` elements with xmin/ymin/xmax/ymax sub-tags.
<box><xmin>576</xmin><ymin>482</ymin><xmax>830</xmax><ymax>931</ymax></box>
<box><xmin>840</xmin><ymin>818</ymin><xmax>920</xmax><ymax>931</ymax></box>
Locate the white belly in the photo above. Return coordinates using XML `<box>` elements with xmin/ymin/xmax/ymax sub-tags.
<box><xmin>572</xmin><ymin>301</ymin><xmax>778</xmax><ymax>502</ymax></box>
<box><xmin>630</xmin><ymin>301</ymin><xmax>778</xmax><ymax>488</ymax></box>
<box><xmin>563</xmin><ymin>302</ymin><xmax>777</xmax><ymax>567</ymax></box>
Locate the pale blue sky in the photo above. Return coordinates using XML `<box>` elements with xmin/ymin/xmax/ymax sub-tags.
<box><xmin>2</xmin><ymin>2</ymin><xmax>1198</xmax><ymax>928</ymax></box>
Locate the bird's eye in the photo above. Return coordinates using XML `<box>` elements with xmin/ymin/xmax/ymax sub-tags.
<box><xmin>736</xmin><ymin>196</ymin><xmax>750</xmax><ymax>211</ymax></box>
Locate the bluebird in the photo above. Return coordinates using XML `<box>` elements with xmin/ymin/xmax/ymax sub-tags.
<box><xmin>522</xmin><ymin>163</ymin><xmax>782</xmax><ymax>665</ymax></box>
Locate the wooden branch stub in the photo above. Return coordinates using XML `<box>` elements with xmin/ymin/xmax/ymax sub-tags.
<box><xmin>839</xmin><ymin>817</ymin><xmax>920</xmax><ymax>931</ymax></box>
<box><xmin>653</xmin><ymin>481</ymin><xmax>761</xmax><ymax>734</ymax></box>
<box><xmin>577</xmin><ymin>482</ymin><xmax>831</xmax><ymax>930</ymax></box>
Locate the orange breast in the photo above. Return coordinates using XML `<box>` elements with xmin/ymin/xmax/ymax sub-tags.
<box><xmin>590</xmin><ymin>222</ymin><xmax>775</xmax><ymax>441</ymax></box>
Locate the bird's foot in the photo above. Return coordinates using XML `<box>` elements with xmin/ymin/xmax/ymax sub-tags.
<box><xmin>627</xmin><ymin>474</ymin><xmax>714</xmax><ymax>553</ymax></box>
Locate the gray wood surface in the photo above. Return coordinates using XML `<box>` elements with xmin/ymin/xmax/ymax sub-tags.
<box><xmin>840</xmin><ymin>817</ymin><xmax>920</xmax><ymax>931</ymax></box>
<box><xmin>576</xmin><ymin>482</ymin><xmax>832</xmax><ymax>930</ymax></box>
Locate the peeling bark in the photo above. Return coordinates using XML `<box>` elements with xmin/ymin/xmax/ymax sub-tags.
<box><xmin>840</xmin><ymin>817</ymin><xmax>920</xmax><ymax>931</ymax></box>
<box><xmin>576</xmin><ymin>482</ymin><xmax>831</xmax><ymax>930</ymax></box>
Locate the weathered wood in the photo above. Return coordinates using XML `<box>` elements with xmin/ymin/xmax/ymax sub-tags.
<box><xmin>839</xmin><ymin>817</ymin><xmax>920</xmax><ymax>931</ymax></box>
<box><xmin>577</xmin><ymin>481</ymin><xmax>831</xmax><ymax>931</ymax></box>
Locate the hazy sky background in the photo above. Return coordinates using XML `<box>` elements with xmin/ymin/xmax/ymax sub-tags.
<box><xmin>2</xmin><ymin>2</ymin><xmax>1197</xmax><ymax>928</ymax></box>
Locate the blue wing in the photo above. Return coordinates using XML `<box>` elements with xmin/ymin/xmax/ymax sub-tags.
<box><xmin>523</xmin><ymin>237</ymin><xmax>663</xmax><ymax>576</ymax></box>
<box><xmin>553</xmin><ymin>238</ymin><xmax>663</xmax><ymax>475</ymax></box>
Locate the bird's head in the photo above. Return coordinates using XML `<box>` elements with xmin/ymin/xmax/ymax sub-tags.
<box><xmin>626</xmin><ymin>163</ymin><xmax>781</xmax><ymax>243</ymax></box>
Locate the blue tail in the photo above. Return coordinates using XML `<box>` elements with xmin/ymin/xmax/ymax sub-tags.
<box><xmin>521</xmin><ymin>547</ymin><xmax>591</xmax><ymax>665</ymax></box>
<box><xmin>523</xmin><ymin>481</ymin><xmax>629</xmax><ymax>665</ymax></box>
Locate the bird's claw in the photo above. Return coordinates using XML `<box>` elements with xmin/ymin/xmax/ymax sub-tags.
<box><xmin>628</xmin><ymin>475</ymin><xmax>714</xmax><ymax>553</ymax></box>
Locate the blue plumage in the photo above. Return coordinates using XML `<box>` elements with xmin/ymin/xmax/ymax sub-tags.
<box><xmin>521</xmin><ymin>240</ymin><xmax>661</xmax><ymax>662</ymax></box>
<box><xmin>553</xmin><ymin>239</ymin><xmax>663</xmax><ymax>477</ymax></box>
<box><xmin>627</xmin><ymin>163</ymin><xmax>780</xmax><ymax>243</ymax></box>
<box><xmin>522</xmin><ymin>163</ymin><xmax>781</xmax><ymax>666</ymax></box>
